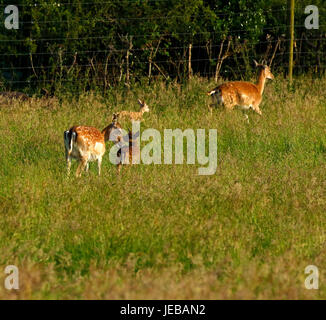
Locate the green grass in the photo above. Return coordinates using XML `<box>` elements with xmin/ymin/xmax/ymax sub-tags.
<box><xmin>1</xmin><ymin>76</ymin><xmax>326</xmax><ymax>299</ymax></box>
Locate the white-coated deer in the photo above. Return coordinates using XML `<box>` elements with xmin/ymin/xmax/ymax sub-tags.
<box><xmin>117</xmin><ymin>99</ymin><xmax>150</xmax><ymax>121</ymax></box>
<box><xmin>64</xmin><ymin>113</ymin><xmax>122</xmax><ymax>177</ymax></box>
<box><xmin>207</xmin><ymin>60</ymin><xmax>274</xmax><ymax>116</ymax></box>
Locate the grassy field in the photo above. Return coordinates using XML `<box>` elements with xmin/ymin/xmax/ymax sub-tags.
<box><xmin>1</xmin><ymin>76</ymin><xmax>326</xmax><ymax>299</ymax></box>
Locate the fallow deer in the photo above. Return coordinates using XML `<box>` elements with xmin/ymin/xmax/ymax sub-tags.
<box><xmin>117</xmin><ymin>99</ymin><xmax>150</xmax><ymax>122</ymax></box>
<box><xmin>101</xmin><ymin>113</ymin><xmax>122</xmax><ymax>143</ymax></box>
<box><xmin>64</xmin><ymin>113</ymin><xmax>122</xmax><ymax>177</ymax></box>
<box><xmin>207</xmin><ymin>60</ymin><xmax>274</xmax><ymax>116</ymax></box>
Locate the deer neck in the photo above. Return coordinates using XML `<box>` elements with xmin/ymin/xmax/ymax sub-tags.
<box><xmin>101</xmin><ymin>127</ymin><xmax>108</xmax><ymax>142</ymax></box>
<box><xmin>256</xmin><ymin>70</ymin><xmax>266</xmax><ymax>96</ymax></box>
<box><xmin>101</xmin><ymin>125</ymin><xmax>112</xmax><ymax>142</ymax></box>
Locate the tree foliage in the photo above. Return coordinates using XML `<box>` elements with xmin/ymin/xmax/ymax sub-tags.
<box><xmin>0</xmin><ymin>0</ymin><xmax>324</xmax><ymax>94</ymax></box>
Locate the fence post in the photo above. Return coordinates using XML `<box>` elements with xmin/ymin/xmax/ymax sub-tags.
<box><xmin>289</xmin><ymin>0</ymin><xmax>295</xmax><ymax>83</ymax></box>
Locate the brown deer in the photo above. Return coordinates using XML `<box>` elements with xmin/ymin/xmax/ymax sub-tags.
<box><xmin>207</xmin><ymin>60</ymin><xmax>274</xmax><ymax>116</ymax></box>
<box><xmin>117</xmin><ymin>99</ymin><xmax>150</xmax><ymax>122</ymax></box>
<box><xmin>101</xmin><ymin>113</ymin><xmax>122</xmax><ymax>143</ymax></box>
<box><xmin>64</xmin><ymin>113</ymin><xmax>122</xmax><ymax>177</ymax></box>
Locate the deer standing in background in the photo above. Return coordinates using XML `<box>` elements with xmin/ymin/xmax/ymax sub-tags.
<box><xmin>64</xmin><ymin>113</ymin><xmax>122</xmax><ymax>177</ymax></box>
<box><xmin>207</xmin><ymin>60</ymin><xmax>274</xmax><ymax>116</ymax></box>
<box><xmin>117</xmin><ymin>99</ymin><xmax>150</xmax><ymax>122</ymax></box>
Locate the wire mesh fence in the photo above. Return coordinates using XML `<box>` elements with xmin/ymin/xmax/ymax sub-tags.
<box><xmin>0</xmin><ymin>1</ymin><xmax>324</xmax><ymax>94</ymax></box>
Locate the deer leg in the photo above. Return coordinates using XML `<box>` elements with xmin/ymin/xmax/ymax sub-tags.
<box><xmin>240</xmin><ymin>110</ymin><xmax>250</xmax><ymax>123</ymax></box>
<box><xmin>208</xmin><ymin>104</ymin><xmax>214</xmax><ymax>116</ymax></box>
<box><xmin>244</xmin><ymin>114</ymin><xmax>250</xmax><ymax>123</ymax></box>
<box><xmin>66</xmin><ymin>155</ymin><xmax>72</xmax><ymax>176</ymax></box>
<box><xmin>117</xmin><ymin>163</ymin><xmax>122</xmax><ymax>174</ymax></box>
<box><xmin>97</xmin><ymin>157</ymin><xmax>102</xmax><ymax>176</ymax></box>
<box><xmin>85</xmin><ymin>163</ymin><xmax>89</xmax><ymax>172</ymax></box>
<box><xmin>76</xmin><ymin>158</ymin><xmax>87</xmax><ymax>177</ymax></box>
<box><xmin>254</xmin><ymin>106</ymin><xmax>262</xmax><ymax>116</ymax></box>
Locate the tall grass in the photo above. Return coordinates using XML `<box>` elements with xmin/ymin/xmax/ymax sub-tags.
<box><xmin>0</xmin><ymin>76</ymin><xmax>326</xmax><ymax>299</ymax></box>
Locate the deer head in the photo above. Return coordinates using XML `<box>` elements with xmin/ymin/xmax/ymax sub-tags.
<box><xmin>137</xmin><ymin>99</ymin><xmax>150</xmax><ymax>113</ymax></box>
<box><xmin>253</xmin><ymin>60</ymin><xmax>274</xmax><ymax>80</ymax></box>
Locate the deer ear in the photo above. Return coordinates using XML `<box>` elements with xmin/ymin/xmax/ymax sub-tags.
<box><xmin>253</xmin><ymin>59</ymin><xmax>259</xmax><ymax>67</ymax></box>
<box><xmin>138</xmin><ymin>99</ymin><xmax>144</xmax><ymax>106</ymax></box>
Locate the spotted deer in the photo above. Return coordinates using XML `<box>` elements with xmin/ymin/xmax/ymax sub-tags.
<box><xmin>117</xmin><ymin>99</ymin><xmax>150</xmax><ymax>122</ymax></box>
<box><xmin>64</xmin><ymin>113</ymin><xmax>122</xmax><ymax>177</ymax></box>
<box><xmin>207</xmin><ymin>60</ymin><xmax>274</xmax><ymax>116</ymax></box>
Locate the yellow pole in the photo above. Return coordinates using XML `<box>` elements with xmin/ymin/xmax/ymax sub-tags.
<box><xmin>289</xmin><ymin>0</ymin><xmax>295</xmax><ymax>83</ymax></box>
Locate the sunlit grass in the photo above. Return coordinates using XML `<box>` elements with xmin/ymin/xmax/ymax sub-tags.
<box><xmin>0</xmin><ymin>76</ymin><xmax>326</xmax><ymax>299</ymax></box>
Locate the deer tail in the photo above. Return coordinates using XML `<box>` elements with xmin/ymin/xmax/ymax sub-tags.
<box><xmin>64</xmin><ymin>128</ymin><xmax>77</xmax><ymax>155</ymax></box>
